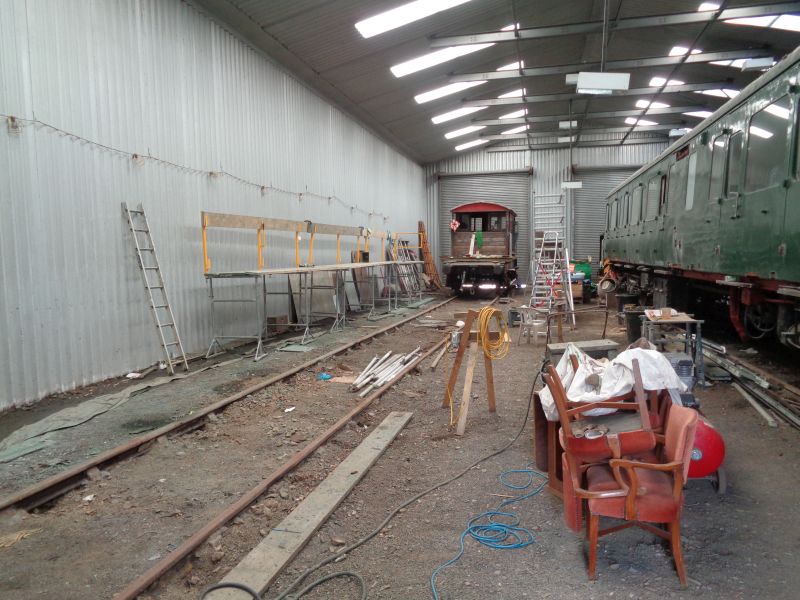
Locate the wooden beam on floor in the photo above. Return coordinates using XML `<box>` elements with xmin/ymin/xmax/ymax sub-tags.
<box><xmin>206</xmin><ymin>411</ymin><xmax>413</xmax><ymax>600</ymax></box>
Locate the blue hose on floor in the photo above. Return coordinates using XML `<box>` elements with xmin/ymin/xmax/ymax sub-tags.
<box><xmin>430</xmin><ymin>465</ymin><xmax>547</xmax><ymax>599</ymax></box>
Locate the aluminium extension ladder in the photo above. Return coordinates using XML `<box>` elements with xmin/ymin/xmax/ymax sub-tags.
<box><xmin>529</xmin><ymin>231</ymin><xmax>576</xmax><ymax>327</ymax></box>
<box><xmin>122</xmin><ymin>203</ymin><xmax>189</xmax><ymax>374</ymax></box>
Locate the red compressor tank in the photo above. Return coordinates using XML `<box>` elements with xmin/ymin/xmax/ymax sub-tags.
<box><xmin>688</xmin><ymin>415</ymin><xmax>726</xmax><ymax>478</ymax></box>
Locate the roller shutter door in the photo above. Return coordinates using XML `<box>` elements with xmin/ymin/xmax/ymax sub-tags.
<box><xmin>438</xmin><ymin>173</ymin><xmax>531</xmax><ymax>281</ymax></box>
<box><xmin>572</xmin><ymin>168</ymin><xmax>637</xmax><ymax>275</ymax></box>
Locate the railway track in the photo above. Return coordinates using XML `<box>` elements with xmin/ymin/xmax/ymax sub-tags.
<box><xmin>0</xmin><ymin>297</ymin><xmax>454</xmax><ymax>513</ymax></box>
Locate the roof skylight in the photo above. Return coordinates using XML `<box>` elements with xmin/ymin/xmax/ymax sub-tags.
<box><xmin>669</xmin><ymin>46</ymin><xmax>702</xmax><ymax>57</ymax></box>
<box><xmin>723</xmin><ymin>13</ymin><xmax>800</xmax><ymax>32</ymax></box>
<box><xmin>635</xmin><ymin>100</ymin><xmax>670</xmax><ymax>109</ymax></box>
<box><xmin>497</xmin><ymin>60</ymin><xmax>524</xmax><ymax>71</ymax></box>
<box><xmin>355</xmin><ymin>0</ymin><xmax>473</xmax><ymax>38</ymax></box>
<box><xmin>697</xmin><ymin>3</ymin><xmax>720</xmax><ymax>10</ymax></box>
<box><xmin>695</xmin><ymin>89</ymin><xmax>740</xmax><ymax>99</ymax></box>
<box><xmin>710</xmin><ymin>58</ymin><xmax>749</xmax><ymax>68</ymax></box>
<box><xmin>445</xmin><ymin>125</ymin><xmax>486</xmax><ymax>139</ymax></box>
<box><xmin>649</xmin><ymin>77</ymin><xmax>685</xmax><ymax>87</ymax></box>
<box><xmin>625</xmin><ymin>117</ymin><xmax>658</xmax><ymax>126</ymax></box>
<box><xmin>431</xmin><ymin>106</ymin><xmax>487</xmax><ymax>124</ymax></box>
<box><xmin>498</xmin><ymin>88</ymin><xmax>526</xmax><ymax>98</ymax></box>
<box><xmin>499</xmin><ymin>109</ymin><xmax>527</xmax><ymax>119</ymax></box>
<box><xmin>684</xmin><ymin>110</ymin><xmax>714</xmax><ymax>118</ymax></box>
<box><xmin>502</xmin><ymin>125</ymin><xmax>529</xmax><ymax>134</ymax></box>
<box><xmin>392</xmin><ymin>44</ymin><xmax>494</xmax><ymax>78</ymax></box>
<box><xmin>415</xmin><ymin>81</ymin><xmax>486</xmax><ymax>104</ymax></box>
<box><xmin>455</xmin><ymin>139</ymin><xmax>490</xmax><ymax>151</ymax></box>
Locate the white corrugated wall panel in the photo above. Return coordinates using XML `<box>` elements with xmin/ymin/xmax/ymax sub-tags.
<box><xmin>0</xmin><ymin>0</ymin><xmax>424</xmax><ymax>409</ymax></box>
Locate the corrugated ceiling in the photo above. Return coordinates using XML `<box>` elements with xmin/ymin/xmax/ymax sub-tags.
<box><xmin>193</xmin><ymin>0</ymin><xmax>800</xmax><ymax>163</ymax></box>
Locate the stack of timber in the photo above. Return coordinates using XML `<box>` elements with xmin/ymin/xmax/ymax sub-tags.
<box><xmin>418</xmin><ymin>221</ymin><xmax>443</xmax><ymax>289</ymax></box>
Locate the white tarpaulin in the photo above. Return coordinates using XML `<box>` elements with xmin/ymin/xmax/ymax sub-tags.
<box><xmin>539</xmin><ymin>343</ymin><xmax>687</xmax><ymax>421</ymax></box>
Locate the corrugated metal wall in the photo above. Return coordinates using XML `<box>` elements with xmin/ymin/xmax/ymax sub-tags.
<box><xmin>0</xmin><ymin>0</ymin><xmax>424</xmax><ymax>409</ymax></box>
<box><xmin>437</xmin><ymin>173</ymin><xmax>531</xmax><ymax>281</ymax></box>
<box><xmin>573</xmin><ymin>168</ymin><xmax>640</xmax><ymax>274</ymax></box>
<box><xmin>425</xmin><ymin>136</ymin><xmax>668</xmax><ymax>281</ymax></box>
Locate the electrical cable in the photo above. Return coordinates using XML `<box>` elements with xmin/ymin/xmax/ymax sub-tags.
<box><xmin>199</xmin><ymin>360</ymin><xmax>547</xmax><ymax>600</ymax></box>
<box><xmin>477</xmin><ymin>306</ymin><xmax>510</xmax><ymax>360</ymax></box>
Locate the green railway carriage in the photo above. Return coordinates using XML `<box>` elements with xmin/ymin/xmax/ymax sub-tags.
<box><xmin>603</xmin><ymin>45</ymin><xmax>800</xmax><ymax>347</ymax></box>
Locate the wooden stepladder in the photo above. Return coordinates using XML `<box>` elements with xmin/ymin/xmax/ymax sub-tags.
<box><xmin>442</xmin><ymin>310</ymin><xmax>497</xmax><ymax>436</ymax></box>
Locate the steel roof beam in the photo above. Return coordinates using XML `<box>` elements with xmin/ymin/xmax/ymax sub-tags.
<box><xmin>431</xmin><ymin>3</ymin><xmax>799</xmax><ymax>46</ymax></box>
<box><xmin>471</xmin><ymin>105</ymin><xmax>711</xmax><ymax>126</ymax></box>
<box><xmin>485</xmin><ymin>138</ymin><xmax>668</xmax><ymax>152</ymax></box>
<box><xmin>449</xmin><ymin>49</ymin><xmax>772</xmax><ymax>83</ymax></box>
<box><xmin>480</xmin><ymin>124</ymin><xmax>680</xmax><ymax>140</ymax></box>
<box><xmin>461</xmin><ymin>82</ymin><xmax>733</xmax><ymax>107</ymax></box>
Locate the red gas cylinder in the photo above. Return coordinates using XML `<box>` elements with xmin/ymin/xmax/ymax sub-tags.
<box><xmin>688</xmin><ymin>416</ymin><xmax>726</xmax><ymax>478</ymax></box>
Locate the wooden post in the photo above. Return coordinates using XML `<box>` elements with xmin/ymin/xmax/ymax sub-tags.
<box><xmin>455</xmin><ymin>342</ymin><xmax>479</xmax><ymax>436</ymax></box>
<box><xmin>442</xmin><ymin>310</ymin><xmax>477</xmax><ymax>408</ymax></box>
<box><xmin>484</xmin><ymin>352</ymin><xmax>496</xmax><ymax>413</ymax></box>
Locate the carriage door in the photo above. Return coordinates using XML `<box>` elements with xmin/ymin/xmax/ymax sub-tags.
<box><xmin>728</xmin><ymin>94</ymin><xmax>792</xmax><ymax>276</ymax></box>
<box><xmin>783</xmin><ymin>87</ymin><xmax>800</xmax><ymax>281</ymax></box>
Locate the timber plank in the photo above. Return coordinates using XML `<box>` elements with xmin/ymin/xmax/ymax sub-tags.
<box><xmin>207</xmin><ymin>411</ymin><xmax>413</xmax><ymax>600</ymax></box>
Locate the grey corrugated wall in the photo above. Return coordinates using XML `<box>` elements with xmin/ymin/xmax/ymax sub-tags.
<box><xmin>425</xmin><ymin>135</ymin><xmax>668</xmax><ymax>278</ymax></box>
<box><xmin>0</xmin><ymin>0</ymin><xmax>425</xmax><ymax>409</ymax></box>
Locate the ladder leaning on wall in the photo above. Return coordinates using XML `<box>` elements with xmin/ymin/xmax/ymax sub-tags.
<box><xmin>122</xmin><ymin>203</ymin><xmax>189</xmax><ymax>375</ymax></box>
<box><xmin>529</xmin><ymin>231</ymin><xmax>576</xmax><ymax>328</ymax></box>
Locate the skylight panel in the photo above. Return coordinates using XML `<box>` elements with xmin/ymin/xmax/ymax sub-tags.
<box><xmin>625</xmin><ymin>117</ymin><xmax>658</xmax><ymax>126</ymax></box>
<box><xmin>497</xmin><ymin>60</ymin><xmax>524</xmax><ymax>71</ymax></box>
<box><xmin>455</xmin><ymin>139</ymin><xmax>490</xmax><ymax>151</ymax></box>
<box><xmin>723</xmin><ymin>89</ymin><xmax>740</xmax><ymax>98</ymax></box>
<box><xmin>502</xmin><ymin>125</ymin><xmax>529</xmax><ymax>134</ymax></box>
<box><xmin>669</xmin><ymin>46</ymin><xmax>702</xmax><ymax>56</ymax></box>
<box><xmin>772</xmin><ymin>14</ymin><xmax>800</xmax><ymax>32</ymax></box>
<box><xmin>650</xmin><ymin>77</ymin><xmax>685</xmax><ymax>87</ymax></box>
<box><xmin>697</xmin><ymin>2</ymin><xmax>720</xmax><ymax>10</ymax></box>
<box><xmin>684</xmin><ymin>110</ymin><xmax>713</xmax><ymax>118</ymax></box>
<box><xmin>697</xmin><ymin>89</ymin><xmax>729</xmax><ymax>98</ymax></box>
<box><xmin>392</xmin><ymin>44</ymin><xmax>494</xmax><ymax>78</ymax></box>
<box><xmin>431</xmin><ymin>106</ymin><xmax>487</xmax><ymax>124</ymax></box>
<box><xmin>445</xmin><ymin>125</ymin><xmax>486</xmax><ymax>139</ymax></box>
<box><xmin>501</xmin><ymin>23</ymin><xmax>520</xmax><ymax>31</ymax></box>
<box><xmin>499</xmin><ymin>109</ymin><xmax>527</xmax><ymax>119</ymax></box>
<box><xmin>749</xmin><ymin>125</ymin><xmax>773</xmax><ymax>139</ymax></box>
<box><xmin>635</xmin><ymin>100</ymin><xmax>670</xmax><ymax>109</ymax></box>
<box><xmin>415</xmin><ymin>81</ymin><xmax>486</xmax><ymax>104</ymax></box>
<box><xmin>724</xmin><ymin>16</ymin><xmax>778</xmax><ymax>28</ymax></box>
<box><xmin>355</xmin><ymin>0</ymin><xmax>474</xmax><ymax>38</ymax></box>
<box><xmin>498</xmin><ymin>88</ymin><xmax>526</xmax><ymax>98</ymax></box>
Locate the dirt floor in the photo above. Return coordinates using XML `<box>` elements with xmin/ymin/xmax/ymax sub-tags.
<box><xmin>1</xmin><ymin>297</ymin><xmax>799</xmax><ymax>600</ymax></box>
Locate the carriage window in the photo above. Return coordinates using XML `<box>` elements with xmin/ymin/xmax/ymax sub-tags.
<box><xmin>487</xmin><ymin>213</ymin><xmax>507</xmax><ymax>231</ymax></box>
<box><xmin>469</xmin><ymin>216</ymin><xmax>484</xmax><ymax>231</ymax></box>
<box><xmin>745</xmin><ymin>95</ymin><xmax>791</xmax><ymax>192</ymax></box>
<box><xmin>727</xmin><ymin>131</ymin><xmax>743</xmax><ymax>195</ymax></box>
<box><xmin>622</xmin><ymin>193</ymin><xmax>630</xmax><ymax>226</ymax></box>
<box><xmin>685</xmin><ymin>152</ymin><xmax>698</xmax><ymax>210</ymax></box>
<box><xmin>645</xmin><ymin>176</ymin><xmax>660</xmax><ymax>220</ymax></box>
<box><xmin>709</xmin><ymin>134</ymin><xmax>729</xmax><ymax>201</ymax></box>
<box><xmin>668</xmin><ymin>159</ymin><xmax>688</xmax><ymax>214</ymax></box>
<box><xmin>610</xmin><ymin>200</ymin><xmax>618</xmax><ymax>230</ymax></box>
<box><xmin>631</xmin><ymin>186</ymin><xmax>643</xmax><ymax>223</ymax></box>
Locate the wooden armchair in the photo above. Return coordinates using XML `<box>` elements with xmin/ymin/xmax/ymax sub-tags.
<box><xmin>584</xmin><ymin>403</ymin><xmax>698</xmax><ymax>585</ymax></box>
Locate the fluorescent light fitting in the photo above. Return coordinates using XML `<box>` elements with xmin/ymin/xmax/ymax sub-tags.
<box><xmin>697</xmin><ymin>2</ymin><xmax>720</xmax><ymax>10</ymax></box>
<box><xmin>455</xmin><ymin>138</ymin><xmax>490</xmax><ymax>151</ymax></box>
<box><xmin>749</xmin><ymin>125</ymin><xmax>773</xmax><ymax>139</ymax></box>
<box><xmin>772</xmin><ymin>14</ymin><xmax>800</xmax><ymax>32</ymax></box>
<box><xmin>635</xmin><ymin>99</ymin><xmax>670</xmax><ymax>109</ymax></box>
<box><xmin>649</xmin><ymin>76</ymin><xmax>685</xmax><ymax>87</ymax></box>
<box><xmin>431</xmin><ymin>106</ymin><xmax>487</xmax><ymax>124</ymax></box>
<box><xmin>355</xmin><ymin>0</ymin><xmax>473</xmax><ymax>38</ymax></box>
<box><xmin>499</xmin><ymin>109</ymin><xmax>527</xmax><ymax>119</ymax></box>
<box><xmin>742</xmin><ymin>57</ymin><xmax>776</xmax><ymax>72</ymax></box>
<box><xmin>559</xmin><ymin>120</ymin><xmax>578</xmax><ymax>129</ymax></box>
<box><xmin>501</xmin><ymin>23</ymin><xmax>520</xmax><ymax>31</ymax></box>
<box><xmin>724</xmin><ymin>16</ymin><xmax>777</xmax><ymax>28</ymax></box>
<box><xmin>669</xmin><ymin>46</ymin><xmax>702</xmax><ymax>56</ymax></box>
<box><xmin>445</xmin><ymin>125</ymin><xmax>485</xmax><ymax>139</ymax></box>
<box><xmin>415</xmin><ymin>80</ymin><xmax>486</xmax><ymax>104</ymax></box>
<box><xmin>625</xmin><ymin>117</ymin><xmax>658</xmax><ymax>126</ymax></box>
<box><xmin>392</xmin><ymin>44</ymin><xmax>493</xmax><ymax>78</ymax></box>
<box><xmin>697</xmin><ymin>88</ymin><xmax>741</xmax><ymax>99</ymax></box>
<box><xmin>684</xmin><ymin>110</ymin><xmax>713</xmax><ymax>118</ymax></box>
<box><xmin>497</xmin><ymin>60</ymin><xmax>524</xmax><ymax>71</ymax></box>
<box><xmin>669</xmin><ymin>128</ymin><xmax>692</xmax><ymax>137</ymax></box>
<box><xmin>502</xmin><ymin>125</ymin><xmax>529</xmax><ymax>134</ymax></box>
<box><xmin>498</xmin><ymin>88</ymin><xmax>526</xmax><ymax>98</ymax></box>
<box><xmin>558</xmin><ymin>136</ymin><xmax>576</xmax><ymax>143</ymax></box>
